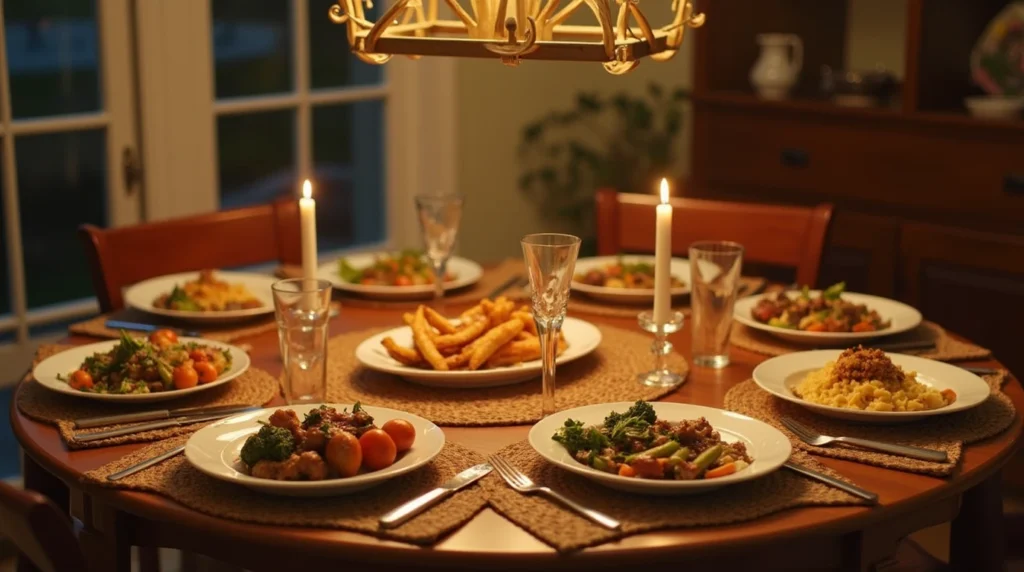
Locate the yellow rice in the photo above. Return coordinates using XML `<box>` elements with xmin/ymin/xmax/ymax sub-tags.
<box><xmin>794</xmin><ymin>362</ymin><xmax>951</xmax><ymax>412</ymax></box>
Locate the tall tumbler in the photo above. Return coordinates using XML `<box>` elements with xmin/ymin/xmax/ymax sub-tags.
<box><xmin>272</xmin><ymin>278</ymin><xmax>332</xmax><ymax>403</ymax></box>
<box><xmin>689</xmin><ymin>241</ymin><xmax>744</xmax><ymax>369</ymax></box>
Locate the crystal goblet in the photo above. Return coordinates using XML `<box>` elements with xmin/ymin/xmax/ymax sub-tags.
<box><xmin>414</xmin><ymin>193</ymin><xmax>465</xmax><ymax>302</ymax></box>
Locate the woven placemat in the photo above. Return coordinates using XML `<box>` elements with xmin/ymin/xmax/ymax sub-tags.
<box><xmin>83</xmin><ymin>435</ymin><xmax>488</xmax><ymax>546</ymax></box>
<box><xmin>17</xmin><ymin>345</ymin><xmax>279</xmax><ymax>450</ymax></box>
<box><xmin>69</xmin><ymin>308</ymin><xmax>278</xmax><ymax>343</ymax></box>
<box><xmin>482</xmin><ymin>440</ymin><xmax>870</xmax><ymax>552</ymax></box>
<box><xmin>279</xmin><ymin>259</ymin><xmax>529</xmax><ymax>309</ymax></box>
<box><xmin>568</xmin><ymin>276</ymin><xmax>767</xmax><ymax>319</ymax></box>
<box><xmin>325</xmin><ymin>324</ymin><xmax>688</xmax><ymax>426</ymax></box>
<box><xmin>731</xmin><ymin>321</ymin><xmax>991</xmax><ymax>361</ymax></box>
<box><xmin>723</xmin><ymin>373</ymin><xmax>1016</xmax><ymax>477</ymax></box>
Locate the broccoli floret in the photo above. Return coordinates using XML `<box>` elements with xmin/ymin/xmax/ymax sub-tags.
<box><xmin>552</xmin><ymin>419</ymin><xmax>609</xmax><ymax>455</ymax></box>
<box><xmin>602</xmin><ymin>400</ymin><xmax>657</xmax><ymax>446</ymax></box>
<box><xmin>240</xmin><ymin>425</ymin><xmax>295</xmax><ymax>467</ymax></box>
<box><xmin>603</xmin><ymin>400</ymin><xmax>657</xmax><ymax>429</ymax></box>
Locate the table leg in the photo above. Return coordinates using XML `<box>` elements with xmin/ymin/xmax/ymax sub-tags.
<box><xmin>21</xmin><ymin>451</ymin><xmax>68</xmax><ymax>511</ymax></box>
<box><xmin>950</xmin><ymin>471</ymin><xmax>1006</xmax><ymax>572</ymax></box>
<box><xmin>73</xmin><ymin>491</ymin><xmax>133</xmax><ymax>572</ymax></box>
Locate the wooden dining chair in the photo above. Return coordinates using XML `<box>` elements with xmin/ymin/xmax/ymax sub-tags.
<box><xmin>80</xmin><ymin>198</ymin><xmax>303</xmax><ymax>313</ymax></box>
<box><xmin>595</xmin><ymin>189</ymin><xmax>834</xmax><ymax>287</ymax></box>
<box><xmin>0</xmin><ymin>481</ymin><xmax>89</xmax><ymax>572</ymax></box>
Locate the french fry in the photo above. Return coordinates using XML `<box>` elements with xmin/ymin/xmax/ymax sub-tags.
<box><xmin>486</xmin><ymin>338</ymin><xmax>541</xmax><ymax>367</ymax></box>
<box><xmin>424</xmin><ymin>306</ymin><xmax>457</xmax><ymax>334</ymax></box>
<box><xmin>511</xmin><ymin>311</ymin><xmax>537</xmax><ymax>335</ymax></box>
<box><xmin>434</xmin><ymin>316</ymin><xmax>489</xmax><ymax>350</ymax></box>
<box><xmin>460</xmin><ymin>303</ymin><xmax>485</xmax><ymax>322</ymax></box>
<box><xmin>381</xmin><ymin>337</ymin><xmax>423</xmax><ymax>367</ymax></box>
<box><xmin>445</xmin><ymin>351</ymin><xmax>471</xmax><ymax>369</ymax></box>
<box><xmin>488</xmin><ymin>296</ymin><xmax>514</xmax><ymax>325</ymax></box>
<box><xmin>412</xmin><ymin>306</ymin><xmax>448</xmax><ymax>370</ymax></box>
<box><xmin>402</xmin><ymin>312</ymin><xmax>415</xmax><ymax>326</ymax></box>
<box><xmin>469</xmin><ymin>318</ymin><xmax>524</xmax><ymax>370</ymax></box>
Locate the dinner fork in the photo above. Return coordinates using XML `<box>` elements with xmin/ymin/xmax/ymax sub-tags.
<box><xmin>780</xmin><ymin>417</ymin><xmax>948</xmax><ymax>462</ymax></box>
<box><xmin>487</xmin><ymin>455</ymin><xmax>621</xmax><ymax>530</ymax></box>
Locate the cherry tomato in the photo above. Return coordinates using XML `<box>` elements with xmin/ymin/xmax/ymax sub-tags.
<box><xmin>194</xmin><ymin>361</ymin><xmax>218</xmax><ymax>384</ymax></box>
<box><xmin>325</xmin><ymin>432</ymin><xmax>362</xmax><ymax>477</ymax></box>
<box><xmin>381</xmin><ymin>419</ymin><xmax>416</xmax><ymax>452</ymax></box>
<box><xmin>360</xmin><ymin>277</ymin><xmax>376</xmax><ymax>285</ymax></box>
<box><xmin>172</xmin><ymin>362</ymin><xmax>199</xmax><ymax>390</ymax></box>
<box><xmin>69</xmin><ymin>369</ymin><xmax>94</xmax><ymax>391</ymax></box>
<box><xmin>359</xmin><ymin>429</ymin><xmax>397</xmax><ymax>471</ymax></box>
<box><xmin>394</xmin><ymin>275</ymin><xmax>413</xmax><ymax>287</ymax></box>
<box><xmin>189</xmin><ymin>349</ymin><xmax>208</xmax><ymax>362</ymax></box>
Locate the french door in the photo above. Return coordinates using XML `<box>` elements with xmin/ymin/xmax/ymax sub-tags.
<box><xmin>0</xmin><ymin>0</ymin><xmax>139</xmax><ymax>360</ymax></box>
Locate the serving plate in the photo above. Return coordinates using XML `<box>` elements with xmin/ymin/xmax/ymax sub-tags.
<box><xmin>529</xmin><ymin>402</ymin><xmax>791</xmax><ymax>495</ymax></box>
<box><xmin>318</xmin><ymin>254</ymin><xmax>483</xmax><ymax>301</ymax></box>
<box><xmin>185</xmin><ymin>403</ymin><xmax>445</xmax><ymax>497</ymax></box>
<box><xmin>124</xmin><ymin>271</ymin><xmax>277</xmax><ymax>323</ymax></box>
<box><xmin>355</xmin><ymin>317</ymin><xmax>602</xmax><ymax>388</ymax></box>
<box><xmin>752</xmin><ymin>350</ymin><xmax>990</xmax><ymax>423</ymax></box>
<box><xmin>571</xmin><ymin>256</ymin><xmax>691</xmax><ymax>304</ymax></box>
<box><xmin>32</xmin><ymin>337</ymin><xmax>251</xmax><ymax>403</ymax></box>
<box><xmin>733</xmin><ymin>290</ymin><xmax>922</xmax><ymax>346</ymax></box>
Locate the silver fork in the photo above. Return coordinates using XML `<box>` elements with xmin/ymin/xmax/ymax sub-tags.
<box><xmin>488</xmin><ymin>455</ymin><xmax>621</xmax><ymax>530</ymax></box>
<box><xmin>780</xmin><ymin>417</ymin><xmax>948</xmax><ymax>462</ymax></box>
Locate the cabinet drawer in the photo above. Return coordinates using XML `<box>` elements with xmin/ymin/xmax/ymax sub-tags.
<box><xmin>698</xmin><ymin>106</ymin><xmax>1024</xmax><ymax>221</ymax></box>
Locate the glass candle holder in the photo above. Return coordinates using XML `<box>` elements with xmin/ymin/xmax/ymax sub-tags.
<box><xmin>637</xmin><ymin>310</ymin><xmax>687</xmax><ymax>388</ymax></box>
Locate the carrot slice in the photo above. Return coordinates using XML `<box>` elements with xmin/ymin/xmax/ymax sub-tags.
<box><xmin>704</xmin><ymin>462</ymin><xmax>737</xmax><ymax>479</ymax></box>
<box><xmin>618</xmin><ymin>464</ymin><xmax>637</xmax><ymax>478</ymax></box>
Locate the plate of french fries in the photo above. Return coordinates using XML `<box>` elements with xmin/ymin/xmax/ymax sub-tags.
<box><xmin>355</xmin><ymin>297</ymin><xmax>602</xmax><ymax>388</ymax></box>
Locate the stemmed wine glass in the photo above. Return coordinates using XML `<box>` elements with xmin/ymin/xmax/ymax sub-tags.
<box><xmin>414</xmin><ymin>194</ymin><xmax>465</xmax><ymax>301</ymax></box>
<box><xmin>521</xmin><ymin>233</ymin><xmax>581</xmax><ymax>417</ymax></box>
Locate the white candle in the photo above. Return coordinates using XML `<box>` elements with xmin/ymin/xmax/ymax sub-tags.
<box><xmin>653</xmin><ymin>178</ymin><xmax>673</xmax><ymax>325</ymax></box>
<box><xmin>300</xmin><ymin>180</ymin><xmax>318</xmax><ymax>280</ymax></box>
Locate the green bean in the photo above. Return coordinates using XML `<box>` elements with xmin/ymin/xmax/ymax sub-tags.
<box><xmin>665</xmin><ymin>447</ymin><xmax>691</xmax><ymax>467</ymax></box>
<box><xmin>692</xmin><ymin>444</ymin><xmax>724</xmax><ymax>475</ymax></box>
<box><xmin>625</xmin><ymin>441</ymin><xmax>680</xmax><ymax>464</ymax></box>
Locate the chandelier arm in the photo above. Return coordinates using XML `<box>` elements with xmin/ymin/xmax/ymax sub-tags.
<box><xmin>427</xmin><ymin>0</ymin><xmax>438</xmax><ymax>21</ymax></box>
<box><xmin>627</xmin><ymin>2</ymin><xmax>657</xmax><ymax>51</ymax></box>
<box><xmin>366</xmin><ymin>0</ymin><xmax>411</xmax><ymax>51</ymax></box>
<box><xmin>614</xmin><ymin>1</ymin><xmax>628</xmax><ymax>40</ymax></box>
<box><xmin>445</xmin><ymin>0</ymin><xmax>478</xmax><ymax>31</ymax></box>
<box><xmin>413</xmin><ymin>1</ymin><xmax>428</xmax><ymax>36</ymax></box>
<box><xmin>493</xmin><ymin>0</ymin><xmax>510</xmax><ymax>38</ymax></box>
<box><xmin>548</xmin><ymin>0</ymin><xmax>583</xmax><ymax>29</ymax></box>
<box><xmin>515</xmin><ymin>0</ymin><xmax>527</xmax><ymax>40</ymax></box>
<box><xmin>328</xmin><ymin>3</ymin><xmax>347</xmax><ymax>24</ymax></box>
<box><xmin>581</xmin><ymin>0</ymin><xmax>616</xmax><ymax>60</ymax></box>
<box><xmin>536</xmin><ymin>0</ymin><xmax>562</xmax><ymax>29</ymax></box>
<box><xmin>603</xmin><ymin>58</ymin><xmax>638</xmax><ymax>74</ymax></box>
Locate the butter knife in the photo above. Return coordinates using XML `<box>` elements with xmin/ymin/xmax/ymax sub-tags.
<box><xmin>106</xmin><ymin>320</ymin><xmax>201</xmax><ymax>337</ymax></box>
<box><xmin>74</xmin><ymin>408</ymin><xmax>260</xmax><ymax>443</ymax></box>
<box><xmin>75</xmin><ymin>404</ymin><xmax>259</xmax><ymax>429</ymax></box>
<box><xmin>868</xmin><ymin>340</ymin><xmax>935</xmax><ymax>352</ymax></box>
<box><xmin>783</xmin><ymin>461</ymin><xmax>878</xmax><ymax>504</ymax></box>
<box><xmin>107</xmin><ymin>445</ymin><xmax>186</xmax><ymax>481</ymax></box>
<box><xmin>379</xmin><ymin>463</ymin><xmax>492</xmax><ymax>528</ymax></box>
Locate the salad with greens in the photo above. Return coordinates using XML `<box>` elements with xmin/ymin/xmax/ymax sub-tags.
<box><xmin>338</xmin><ymin>250</ymin><xmax>455</xmax><ymax>287</ymax></box>
<box><xmin>574</xmin><ymin>257</ymin><xmax>685</xmax><ymax>290</ymax></box>
<box><xmin>750</xmin><ymin>282</ymin><xmax>890</xmax><ymax>333</ymax></box>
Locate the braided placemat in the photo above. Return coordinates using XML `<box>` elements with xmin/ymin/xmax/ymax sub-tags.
<box><xmin>731</xmin><ymin>321</ymin><xmax>991</xmax><ymax>361</ymax></box>
<box><xmin>325</xmin><ymin>324</ymin><xmax>688</xmax><ymax>426</ymax></box>
<box><xmin>723</xmin><ymin>373</ymin><xmax>1016</xmax><ymax>477</ymax></box>
<box><xmin>567</xmin><ymin>277</ymin><xmax>767</xmax><ymax>319</ymax></box>
<box><xmin>83</xmin><ymin>435</ymin><xmax>488</xmax><ymax>546</ymax></box>
<box><xmin>279</xmin><ymin>259</ymin><xmax>529</xmax><ymax>309</ymax></box>
<box><xmin>17</xmin><ymin>345</ymin><xmax>279</xmax><ymax>449</ymax></box>
<box><xmin>482</xmin><ymin>440</ymin><xmax>870</xmax><ymax>552</ymax></box>
<box><xmin>69</xmin><ymin>308</ymin><xmax>279</xmax><ymax>343</ymax></box>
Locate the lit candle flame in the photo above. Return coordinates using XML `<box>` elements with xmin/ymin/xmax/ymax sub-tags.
<box><xmin>659</xmin><ymin>178</ymin><xmax>669</xmax><ymax>204</ymax></box>
<box><xmin>302</xmin><ymin>180</ymin><xmax>312</xmax><ymax>200</ymax></box>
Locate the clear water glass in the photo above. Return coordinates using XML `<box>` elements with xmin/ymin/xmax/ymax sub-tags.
<box><xmin>689</xmin><ymin>241</ymin><xmax>744</xmax><ymax>369</ymax></box>
<box><xmin>521</xmin><ymin>233</ymin><xmax>581</xmax><ymax>417</ymax></box>
<box><xmin>272</xmin><ymin>278</ymin><xmax>333</xmax><ymax>404</ymax></box>
<box><xmin>415</xmin><ymin>194</ymin><xmax>465</xmax><ymax>301</ymax></box>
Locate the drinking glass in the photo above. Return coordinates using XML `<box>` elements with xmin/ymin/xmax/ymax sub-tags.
<box><xmin>414</xmin><ymin>193</ymin><xmax>465</xmax><ymax>301</ymax></box>
<box><xmin>521</xmin><ymin>233</ymin><xmax>581</xmax><ymax>416</ymax></box>
<box><xmin>689</xmin><ymin>241</ymin><xmax>744</xmax><ymax>369</ymax></box>
<box><xmin>272</xmin><ymin>278</ymin><xmax>333</xmax><ymax>404</ymax></box>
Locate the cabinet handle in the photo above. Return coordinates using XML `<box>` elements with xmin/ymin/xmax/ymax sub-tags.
<box><xmin>781</xmin><ymin>148</ymin><xmax>809</xmax><ymax>168</ymax></box>
<box><xmin>1004</xmin><ymin>174</ymin><xmax>1024</xmax><ymax>195</ymax></box>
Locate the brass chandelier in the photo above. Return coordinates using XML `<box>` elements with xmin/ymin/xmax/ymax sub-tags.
<box><xmin>329</xmin><ymin>0</ymin><xmax>706</xmax><ymax>74</ymax></box>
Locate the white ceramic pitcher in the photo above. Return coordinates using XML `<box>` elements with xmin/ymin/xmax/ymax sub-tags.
<box><xmin>750</xmin><ymin>33</ymin><xmax>803</xmax><ymax>100</ymax></box>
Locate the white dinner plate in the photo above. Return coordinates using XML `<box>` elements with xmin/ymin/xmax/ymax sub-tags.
<box><xmin>355</xmin><ymin>317</ymin><xmax>602</xmax><ymax>388</ymax></box>
<box><xmin>124</xmin><ymin>271</ymin><xmax>277</xmax><ymax>323</ymax></box>
<box><xmin>32</xmin><ymin>337</ymin><xmax>251</xmax><ymax>404</ymax></box>
<box><xmin>529</xmin><ymin>402</ymin><xmax>791</xmax><ymax>495</ymax></box>
<box><xmin>571</xmin><ymin>256</ymin><xmax>690</xmax><ymax>304</ymax></box>
<box><xmin>185</xmin><ymin>403</ymin><xmax>445</xmax><ymax>497</ymax></box>
<box><xmin>319</xmin><ymin>254</ymin><xmax>483</xmax><ymax>301</ymax></box>
<box><xmin>733</xmin><ymin>290</ymin><xmax>923</xmax><ymax>346</ymax></box>
<box><xmin>752</xmin><ymin>350</ymin><xmax>991</xmax><ymax>423</ymax></box>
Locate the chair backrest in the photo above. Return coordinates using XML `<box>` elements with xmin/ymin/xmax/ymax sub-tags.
<box><xmin>595</xmin><ymin>189</ymin><xmax>834</xmax><ymax>287</ymax></box>
<box><xmin>0</xmin><ymin>482</ymin><xmax>88</xmax><ymax>572</ymax></box>
<box><xmin>80</xmin><ymin>198</ymin><xmax>303</xmax><ymax>312</ymax></box>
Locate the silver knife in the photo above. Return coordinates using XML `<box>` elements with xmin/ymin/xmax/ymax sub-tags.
<box><xmin>868</xmin><ymin>340</ymin><xmax>935</xmax><ymax>352</ymax></box>
<box><xmin>783</xmin><ymin>461</ymin><xmax>878</xmax><ymax>504</ymax></box>
<box><xmin>107</xmin><ymin>445</ymin><xmax>186</xmax><ymax>481</ymax></box>
<box><xmin>106</xmin><ymin>320</ymin><xmax>201</xmax><ymax>337</ymax></box>
<box><xmin>487</xmin><ymin>275</ymin><xmax>524</xmax><ymax>299</ymax></box>
<box><xmin>962</xmin><ymin>366</ymin><xmax>1000</xmax><ymax>376</ymax></box>
<box><xmin>379</xmin><ymin>463</ymin><xmax>492</xmax><ymax>528</ymax></box>
<box><xmin>74</xmin><ymin>408</ymin><xmax>260</xmax><ymax>443</ymax></box>
<box><xmin>75</xmin><ymin>404</ymin><xmax>259</xmax><ymax>429</ymax></box>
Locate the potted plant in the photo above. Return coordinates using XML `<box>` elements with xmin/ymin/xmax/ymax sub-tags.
<box><xmin>517</xmin><ymin>83</ymin><xmax>688</xmax><ymax>254</ymax></box>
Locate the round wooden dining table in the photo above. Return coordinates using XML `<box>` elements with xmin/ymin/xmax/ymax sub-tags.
<box><xmin>11</xmin><ymin>305</ymin><xmax>1023</xmax><ymax>572</ymax></box>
